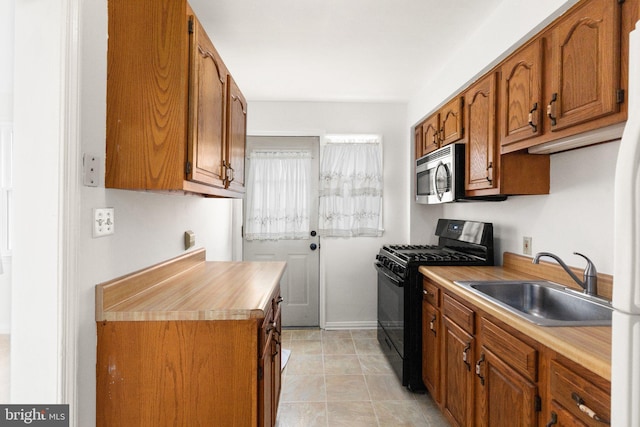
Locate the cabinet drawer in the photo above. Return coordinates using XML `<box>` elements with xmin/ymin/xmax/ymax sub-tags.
<box><xmin>443</xmin><ymin>294</ymin><xmax>474</xmax><ymax>334</ymax></box>
<box><xmin>550</xmin><ymin>360</ymin><xmax>610</xmax><ymax>426</ymax></box>
<box><xmin>423</xmin><ymin>279</ymin><xmax>440</xmax><ymax>307</ymax></box>
<box><xmin>480</xmin><ymin>318</ymin><xmax>537</xmax><ymax>382</ymax></box>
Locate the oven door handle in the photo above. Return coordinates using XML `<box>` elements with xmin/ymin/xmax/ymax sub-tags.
<box><xmin>374</xmin><ymin>264</ymin><xmax>404</xmax><ymax>287</ymax></box>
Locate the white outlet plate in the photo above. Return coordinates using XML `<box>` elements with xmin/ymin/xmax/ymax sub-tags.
<box><xmin>93</xmin><ymin>208</ymin><xmax>115</xmax><ymax>237</ymax></box>
<box><xmin>523</xmin><ymin>236</ymin><xmax>532</xmax><ymax>255</ymax></box>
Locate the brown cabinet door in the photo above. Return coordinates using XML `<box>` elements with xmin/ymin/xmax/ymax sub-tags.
<box><xmin>442</xmin><ymin>318</ymin><xmax>474</xmax><ymax>427</ymax></box>
<box><xmin>422</xmin><ymin>299</ymin><xmax>441</xmax><ymax>403</ymax></box>
<box><xmin>188</xmin><ymin>16</ymin><xmax>227</xmax><ymax>188</ymax></box>
<box><xmin>422</xmin><ymin>114</ymin><xmax>441</xmax><ymax>156</ymax></box>
<box><xmin>547</xmin><ymin>0</ymin><xmax>621</xmax><ymax>132</ymax></box>
<box><xmin>440</xmin><ymin>97</ymin><xmax>464</xmax><ymax>146</ymax></box>
<box><xmin>477</xmin><ymin>348</ymin><xmax>538</xmax><ymax>427</ymax></box>
<box><xmin>465</xmin><ymin>73</ymin><xmax>498</xmax><ymax>192</ymax></box>
<box><xmin>226</xmin><ymin>76</ymin><xmax>247</xmax><ymax>193</ymax></box>
<box><xmin>500</xmin><ymin>40</ymin><xmax>543</xmax><ymax>147</ymax></box>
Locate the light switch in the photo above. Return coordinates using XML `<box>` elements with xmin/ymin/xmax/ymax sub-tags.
<box><xmin>184</xmin><ymin>230</ymin><xmax>195</xmax><ymax>250</ymax></box>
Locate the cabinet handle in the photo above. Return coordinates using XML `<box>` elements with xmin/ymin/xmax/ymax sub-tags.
<box><xmin>429</xmin><ymin>314</ymin><xmax>437</xmax><ymax>336</ymax></box>
<box><xmin>432</xmin><ymin>132</ymin><xmax>438</xmax><ymax>147</ymax></box>
<box><xmin>462</xmin><ymin>343</ymin><xmax>471</xmax><ymax>371</ymax></box>
<box><xmin>545</xmin><ymin>412</ymin><xmax>558</xmax><ymax>427</ymax></box>
<box><xmin>475</xmin><ymin>353</ymin><xmax>485</xmax><ymax>385</ymax></box>
<box><xmin>423</xmin><ymin>289</ymin><xmax>434</xmax><ymax>298</ymax></box>
<box><xmin>226</xmin><ymin>165</ymin><xmax>235</xmax><ymax>184</ymax></box>
<box><xmin>277</xmin><ymin>296</ymin><xmax>284</xmax><ymax>304</ymax></box>
<box><xmin>486</xmin><ymin>162</ymin><xmax>493</xmax><ymax>183</ymax></box>
<box><xmin>528</xmin><ymin>102</ymin><xmax>538</xmax><ymax>133</ymax></box>
<box><xmin>571</xmin><ymin>392</ymin><xmax>610</xmax><ymax>424</ymax></box>
<box><xmin>547</xmin><ymin>93</ymin><xmax>557</xmax><ymax>126</ymax></box>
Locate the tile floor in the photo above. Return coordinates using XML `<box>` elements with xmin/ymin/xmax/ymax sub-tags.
<box><xmin>276</xmin><ymin>329</ymin><xmax>449</xmax><ymax>427</ymax></box>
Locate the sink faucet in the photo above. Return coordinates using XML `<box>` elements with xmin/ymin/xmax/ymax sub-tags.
<box><xmin>532</xmin><ymin>252</ymin><xmax>598</xmax><ymax>296</ymax></box>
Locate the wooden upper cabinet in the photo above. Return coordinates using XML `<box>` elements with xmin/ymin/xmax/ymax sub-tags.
<box><xmin>106</xmin><ymin>0</ymin><xmax>189</xmax><ymax>191</ymax></box>
<box><xmin>106</xmin><ymin>0</ymin><xmax>246</xmax><ymax>197</ymax></box>
<box><xmin>465</xmin><ymin>73</ymin><xmax>497</xmax><ymax>193</ymax></box>
<box><xmin>421</xmin><ymin>114</ymin><xmax>440</xmax><ymax>156</ymax></box>
<box><xmin>500</xmin><ymin>40</ymin><xmax>543</xmax><ymax>148</ymax></box>
<box><xmin>546</xmin><ymin>0</ymin><xmax>621</xmax><ymax>132</ymax></box>
<box><xmin>226</xmin><ymin>76</ymin><xmax>247</xmax><ymax>193</ymax></box>
<box><xmin>440</xmin><ymin>97</ymin><xmax>464</xmax><ymax>146</ymax></box>
<box><xmin>188</xmin><ymin>15</ymin><xmax>228</xmax><ymax>189</ymax></box>
<box><xmin>416</xmin><ymin>96</ymin><xmax>464</xmax><ymax>159</ymax></box>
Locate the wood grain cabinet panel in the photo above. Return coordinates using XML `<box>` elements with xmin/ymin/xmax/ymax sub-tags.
<box><xmin>443</xmin><ymin>312</ymin><xmax>475</xmax><ymax>427</ymax></box>
<box><xmin>466</xmin><ymin>72</ymin><xmax>550</xmax><ymax>197</ymax></box>
<box><xmin>439</xmin><ymin>97</ymin><xmax>465</xmax><ymax>147</ymax></box>
<box><xmin>549</xmin><ymin>360</ymin><xmax>610</xmax><ymax>427</ymax></box>
<box><xmin>226</xmin><ymin>76</ymin><xmax>247</xmax><ymax>193</ymax></box>
<box><xmin>188</xmin><ymin>14</ymin><xmax>228</xmax><ymax>189</ymax></box>
<box><xmin>106</xmin><ymin>0</ymin><xmax>246</xmax><ymax>197</ymax></box>
<box><xmin>422</xmin><ymin>289</ymin><xmax>441</xmax><ymax>403</ymax></box>
<box><xmin>476</xmin><ymin>348</ymin><xmax>538</xmax><ymax>427</ymax></box>
<box><xmin>547</xmin><ymin>0</ymin><xmax>621</xmax><ymax>132</ymax></box>
<box><xmin>500</xmin><ymin>39</ymin><xmax>543</xmax><ymax>148</ymax></box>
<box><xmin>465</xmin><ymin>73</ymin><xmax>498</xmax><ymax>193</ymax></box>
<box><xmin>421</xmin><ymin>114</ymin><xmax>441</xmax><ymax>156</ymax></box>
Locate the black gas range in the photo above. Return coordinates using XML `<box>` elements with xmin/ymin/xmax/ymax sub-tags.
<box><xmin>375</xmin><ymin>219</ymin><xmax>494</xmax><ymax>392</ymax></box>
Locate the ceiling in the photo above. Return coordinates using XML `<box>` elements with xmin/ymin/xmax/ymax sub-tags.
<box><xmin>189</xmin><ymin>0</ymin><xmax>504</xmax><ymax>103</ymax></box>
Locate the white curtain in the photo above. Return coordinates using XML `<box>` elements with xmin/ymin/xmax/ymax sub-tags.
<box><xmin>319</xmin><ymin>136</ymin><xmax>383</xmax><ymax>237</ymax></box>
<box><xmin>245</xmin><ymin>150</ymin><xmax>311</xmax><ymax>241</ymax></box>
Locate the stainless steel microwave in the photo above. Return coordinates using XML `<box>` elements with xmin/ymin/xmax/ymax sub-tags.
<box><xmin>416</xmin><ymin>143</ymin><xmax>465</xmax><ymax>204</ymax></box>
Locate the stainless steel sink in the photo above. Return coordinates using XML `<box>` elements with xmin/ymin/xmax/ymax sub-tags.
<box><xmin>453</xmin><ymin>280</ymin><xmax>612</xmax><ymax>326</ymax></box>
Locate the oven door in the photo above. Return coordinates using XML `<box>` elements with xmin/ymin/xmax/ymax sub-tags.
<box><xmin>375</xmin><ymin>263</ymin><xmax>405</xmax><ymax>357</ymax></box>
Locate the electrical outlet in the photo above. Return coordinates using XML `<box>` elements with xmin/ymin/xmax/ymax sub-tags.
<box><xmin>523</xmin><ymin>236</ymin><xmax>532</xmax><ymax>256</ymax></box>
<box><xmin>93</xmin><ymin>208</ymin><xmax>115</xmax><ymax>237</ymax></box>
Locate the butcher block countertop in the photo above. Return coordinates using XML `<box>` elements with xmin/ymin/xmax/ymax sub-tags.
<box><xmin>419</xmin><ymin>252</ymin><xmax>612</xmax><ymax>381</ymax></box>
<box><xmin>95</xmin><ymin>248</ymin><xmax>286</xmax><ymax>322</ymax></box>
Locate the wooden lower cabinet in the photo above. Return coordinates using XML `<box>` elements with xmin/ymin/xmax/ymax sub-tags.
<box><xmin>421</xmin><ymin>297</ymin><xmax>441</xmax><ymax>402</ymax></box>
<box><xmin>547</xmin><ymin>359</ymin><xmax>610</xmax><ymax>427</ymax></box>
<box><xmin>96</xmin><ymin>294</ymin><xmax>282</xmax><ymax>427</ymax></box>
<box><xmin>477</xmin><ymin>348</ymin><xmax>538</xmax><ymax>427</ymax></box>
<box><xmin>443</xmin><ymin>318</ymin><xmax>475</xmax><ymax>427</ymax></box>
<box><xmin>259</xmin><ymin>293</ymin><xmax>283</xmax><ymax>427</ymax></box>
<box><xmin>421</xmin><ymin>276</ymin><xmax>610</xmax><ymax>427</ymax></box>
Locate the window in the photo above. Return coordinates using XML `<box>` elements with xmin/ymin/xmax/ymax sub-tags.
<box><xmin>318</xmin><ymin>134</ymin><xmax>383</xmax><ymax>237</ymax></box>
<box><xmin>244</xmin><ymin>150</ymin><xmax>312</xmax><ymax>240</ymax></box>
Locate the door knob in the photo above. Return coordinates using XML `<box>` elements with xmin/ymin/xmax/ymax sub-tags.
<box><xmin>310</xmin><ymin>243</ymin><xmax>318</xmax><ymax>250</ymax></box>
<box><xmin>310</xmin><ymin>231</ymin><xmax>317</xmax><ymax>237</ymax></box>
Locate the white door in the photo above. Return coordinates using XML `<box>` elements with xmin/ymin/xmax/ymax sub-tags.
<box><xmin>243</xmin><ymin>136</ymin><xmax>320</xmax><ymax>327</ymax></box>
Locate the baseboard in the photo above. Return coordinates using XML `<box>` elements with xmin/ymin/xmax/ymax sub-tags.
<box><xmin>323</xmin><ymin>321</ymin><xmax>378</xmax><ymax>330</ymax></box>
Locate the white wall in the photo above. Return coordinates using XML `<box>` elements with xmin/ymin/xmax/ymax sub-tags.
<box><xmin>408</xmin><ymin>0</ymin><xmax>618</xmax><ymax>274</ymax></box>
<box><xmin>0</xmin><ymin>0</ymin><xmax>13</xmax><ymax>335</ymax></box>
<box><xmin>248</xmin><ymin>101</ymin><xmax>409</xmax><ymax>327</ymax></box>
<box><xmin>77</xmin><ymin>1</ymin><xmax>241</xmax><ymax>425</ymax></box>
